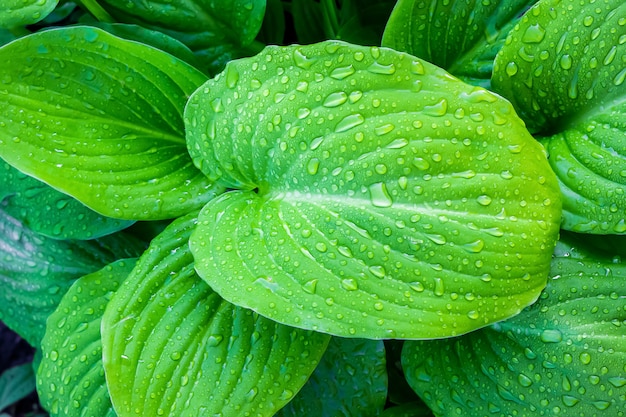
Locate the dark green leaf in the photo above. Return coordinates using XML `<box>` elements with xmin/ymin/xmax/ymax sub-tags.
<box><xmin>380</xmin><ymin>402</ymin><xmax>434</xmax><ymax>417</ymax></box>
<box><xmin>0</xmin><ymin>363</ymin><xmax>35</xmax><ymax>412</ymax></box>
<box><xmin>276</xmin><ymin>337</ymin><xmax>387</xmax><ymax>416</ymax></box>
<box><xmin>0</xmin><ymin>26</ymin><xmax>224</xmax><ymax>220</ymax></box>
<box><xmin>37</xmin><ymin>259</ymin><xmax>136</xmax><ymax>417</ymax></box>
<box><xmin>1</xmin><ymin>160</ymin><xmax>134</xmax><ymax>239</ymax></box>
<box><xmin>383</xmin><ymin>0</ymin><xmax>536</xmax><ymax>88</ymax></box>
<box><xmin>335</xmin><ymin>0</ymin><xmax>396</xmax><ymax>46</ymax></box>
<box><xmin>0</xmin><ymin>207</ymin><xmax>144</xmax><ymax>346</ymax></box>
<box><xmin>290</xmin><ymin>0</ymin><xmax>327</xmax><ymax>44</ymax></box>
<box><xmin>186</xmin><ymin>40</ymin><xmax>562</xmax><ymax>339</ymax></box>
<box><xmin>0</xmin><ymin>0</ymin><xmax>59</xmax><ymax>29</ymax></box>
<box><xmin>101</xmin><ymin>213</ymin><xmax>330</xmax><ymax>417</ymax></box>
<box><xmin>257</xmin><ymin>0</ymin><xmax>285</xmax><ymax>45</ymax></box>
<box><xmin>402</xmin><ymin>241</ymin><xmax>626</xmax><ymax>416</ymax></box>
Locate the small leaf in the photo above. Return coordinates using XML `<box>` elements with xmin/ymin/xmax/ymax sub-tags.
<box><xmin>186</xmin><ymin>40</ymin><xmax>562</xmax><ymax>339</ymax></box>
<box><xmin>0</xmin><ymin>0</ymin><xmax>58</xmax><ymax>29</ymax></box>
<box><xmin>276</xmin><ymin>337</ymin><xmax>387</xmax><ymax>417</ymax></box>
<box><xmin>402</xmin><ymin>237</ymin><xmax>626</xmax><ymax>416</ymax></box>
<box><xmin>382</xmin><ymin>0</ymin><xmax>536</xmax><ymax>88</ymax></box>
<box><xmin>1</xmin><ymin>161</ymin><xmax>134</xmax><ymax>239</ymax></box>
<box><xmin>0</xmin><ymin>363</ymin><xmax>35</xmax><ymax>412</ymax></box>
<box><xmin>101</xmin><ymin>213</ymin><xmax>330</xmax><ymax>417</ymax></box>
<box><xmin>37</xmin><ymin>259</ymin><xmax>136</xmax><ymax>417</ymax></box>
<box><xmin>0</xmin><ymin>26</ymin><xmax>224</xmax><ymax>221</ymax></box>
<box><xmin>0</xmin><ymin>207</ymin><xmax>145</xmax><ymax>346</ymax></box>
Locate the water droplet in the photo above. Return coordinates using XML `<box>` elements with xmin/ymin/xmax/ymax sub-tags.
<box><xmin>467</xmin><ymin>310</ymin><xmax>479</xmax><ymax>320</ymax></box>
<box><xmin>296</xmin><ymin>107</ymin><xmax>311</xmax><ymax>119</ymax></box>
<box><xmin>411</xmin><ymin>60</ymin><xmax>425</xmax><ymax>75</ymax></box>
<box><xmin>323</xmin><ymin>91</ymin><xmax>348</xmax><ymax>107</ymax></box>
<box><xmin>427</xmin><ymin>234</ymin><xmax>447</xmax><ymax>245</ymax></box>
<box><xmin>614</xmin><ymin>68</ymin><xmax>626</xmax><ymax>86</ymax></box>
<box><xmin>413</xmin><ymin>157</ymin><xmax>430</xmax><ymax>170</ymax></box>
<box><xmin>374</xmin><ymin>302</ymin><xmax>384</xmax><ymax>311</ymax></box>
<box><xmin>303</xmin><ymin>279</ymin><xmax>318</xmax><ymax>294</ymax></box>
<box><xmin>592</xmin><ymin>400</ymin><xmax>610</xmax><ymax>410</ymax></box>
<box><xmin>207</xmin><ymin>335</ymin><xmax>223</xmax><ymax>346</ymax></box>
<box><xmin>433</xmin><ymin>277</ymin><xmax>445</xmax><ymax>296</ymax></box>
<box><xmin>522</xmin><ymin>23</ymin><xmax>546</xmax><ymax>43</ymax></box>
<box><xmin>341</xmin><ymin>278</ymin><xmax>358</xmax><ymax>291</ymax></box>
<box><xmin>579</xmin><ymin>352</ymin><xmax>591</xmax><ymax>365</ymax></box>
<box><xmin>423</xmin><ymin>99</ymin><xmax>448</xmax><ymax>117</ymax></box>
<box><xmin>293</xmin><ymin>49</ymin><xmax>315</xmax><ymax>69</ymax></box>
<box><xmin>335</xmin><ymin>113</ymin><xmax>364</xmax><ymax>132</ymax></box>
<box><xmin>170</xmin><ymin>351</ymin><xmax>182</xmax><ymax>361</ymax></box>
<box><xmin>375</xmin><ymin>164</ymin><xmax>388</xmax><ymax>175</ymax></box>
<box><xmin>559</xmin><ymin>54</ymin><xmax>573</xmax><ymax>70</ymax></box>
<box><xmin>463</xmin><ymin>239</ymin><xmax>485</xmax><ymax>253</ymax></box>
<box><xmin>604</xmin><ymin>46</ymin><xmax>617</xmax><ymax>65</ymax></box>
<box><xmin>367</xmin><ymin>62</ymin><xmax>396</xmax><ymax>75</ymax></box>
<box><xmin>540</xmin><ymin>329</ymin><xmax>563</xmax><ymax>343</ymax></box>
<box><xmin>562</xmin><ymin>395</ymin><xmax>580</xmax><ymax>407</ymax></box>
<box><xmin>225</xmin><ymin>65</ymin><xmax>239</xmax><ymax>88</ymax></box>
<box><xmin>506</xmin><ymin>62</ymin><xmax>518</xmax><ymax>76</ymax></box>
<box><xmin>375</xmin><ymin>123</ymin><xmax>395</xmax><ymax>136</ymax></box>
<box><xmin>369</xmin><ymin>182</ymin><xmax>392</xmax><ymax>207</ymax></box>
<box><xmin>518</xmin><ymin>373</ymin><xmax>532</xmax><ymax>387</ymax></box>
<box><xmin>369</xmin><ymin>265</ymin><xmax>386</xmax><ymax>278</ymax></box>
<box><xmin>477</xmin><ymin>195</ymin><xmax>492</xmax><ymax>206</ymax></box>
<box><xmin>330</xmin><ymin>64</ymin><xmax>356</xmax><ymax>80</ymax></box>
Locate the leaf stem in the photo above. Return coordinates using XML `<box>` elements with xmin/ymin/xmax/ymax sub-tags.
<box><xmin>79</xmin><ymin>0</ymin><xmax>115</xmax><ymax>23</ymax></box>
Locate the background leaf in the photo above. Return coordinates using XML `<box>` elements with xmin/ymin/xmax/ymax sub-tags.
<box><xmin>102</xmin><ymin>213</ymin><xmax>330</xmax><ymax>417</ymax></box>
<box><xmin>186</xmin><ymin>40</ymin><xmax>562</xmax><ymax>339</ymax></box>
<box><xmin>382</xmin><ymin>0</ymin><xmax>536</xmax><ymax>88</ymax></box>
<box><xmin>1</xmin><ymin>160</ymin><xmax>134</xmax><ymax>240</ymax></box>
<box><xmin>0</xmin><ymin>26</ymin><xmax>224</xmax><ymax>221</ymax></box>
<box><xmin>402</xmin><ymin>236</ymin><xmax>626</xmax><ymax>416</ymax></box>
<box><xmin>276</xmin><ymin>337</ymin><xmax>387</xmax><ymax>416</ymax></box>
<box><xmin>37</xmin><ymin>259</ymin><xmax>136</xmax><ymax>417</ymax></box>
<box><xmin>0</xmin><ymin>363</ymin><xmax>35</xmax><ymax>413</ymax></box>
<box><xmin>0</xmin><ymin>0</ymin><xmax>59</xmax><ymax>29</ymax></box>
<box><xmin>0</xmin><ymin>207</ymin><xmax>145</xmax><ymax>347</ymax></box>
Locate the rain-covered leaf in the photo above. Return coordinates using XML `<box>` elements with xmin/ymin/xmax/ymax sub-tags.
<box><xmin>382</xmin><ymin>0</ymin><xmax>536</xmax><ymax>88</ymax></box>
<box><xmin>0</xmin><ymin>160</ymin><xmax>133</xmax><ymax>239</ymax></box>
<box><xmin>186</xmin><ymin>40</ymin><xmax>562</xmax><ymax>339</ymax></box>
<box><xmin>101</xmin><ymin>213</ymin><xmax>330</xmax><ymax>417</ymax></box>
<box><xmin>276</xmin><ymin>337</ymin><xmax>387</xmax><ymax>416</ymax></box>
<box><xmin>492</xmin><ymin>0</ymin><xmax>626</xmax><ymax>233</ymax></box>
<box><xmin>0</xmin><ymin>26</ymin><xmax>224</xmax><ymax>221</ymax></box>
<box><xmin>94</xmin><ymin>0</ymin><xmax>266</xmax><ymax>50</ymax></box>
<box><xmin>37</xmin><ymin>259</ymin><xmax>136</xmax><ymax>417</ymax></box>
<box><xmin>0</xmin><ymin>207</ymin><xmax>145</xmax><ymax>347</ymax></box>
<box><xmin>402</xmin><ymin>237</ymin><xmax>626</xmax><ymax>417</ymax></box>
<box><xmin>0</xmin><ymin>0</ymin><xmax>58</xmax><ymax>29</ymax></box>
<box><xmin>0</xmin><ymin>363</ymin><xmax>35</xmax><ymax>412</ymax></box>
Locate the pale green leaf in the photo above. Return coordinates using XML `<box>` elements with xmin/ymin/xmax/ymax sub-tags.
<box><xmin>0</xmin><ymin>0</ymin><xmax>58</xmax><ymax>29</ymax></box>
<box><xmin>402</xmin><ymin>237</ymin><xmax>626</xmax><ymax>416</ymax></box>
<box><xmin>101</xmin><ymin>213</ymin><xmax>330</xmax><ymax>417</ymax></box>
<box><xmin>0</xmin><ymin>26</ymin><xmax>224</xmax><ymax>221</ymax></box>
<box><xmin>186</xmin><ymin>40</ymin><xmax>562</xmax><ymax>339</ymax></box>
<box><xmin>37</xmin><ymin>259</ymin><xmax>136</xmax><ymax>417</ymax></box>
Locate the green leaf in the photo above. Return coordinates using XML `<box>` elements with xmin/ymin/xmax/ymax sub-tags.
<box><xmin>289</xmin><ymin>0</ymin><xmax>327</xmax><ymax>44</ymax></box>
<box><xmin>492</xmin><ymin>0</ymin><xmax>626</xmax><ymax>233</ymax></box>
<box><xmin>335</xmin><ymin>0</ymin><xmax>396</xmax><ymax>47</ymax></box>
<box><xmin>0</xmin><ymin>26</ymin><xmax>224</xmax><ymax>221</ymax></box>
<box><xmin>1</xmin><ymin>160</ymin><xmax>134</xmax><ymax>239</ymax></box>
<box><xmin>0</xmin><ymin>363</ymin><xmax>36</xmax><ymax>412</ymax></box>
<box><xmin>0</xmin><ymin>0</ymin><xmax>59</xmax><ymax>29</ymax></box>
<box><xmin>186</xmin><ymin>40</ymin><xmax>562</xmax><ymax>339</ymax></box>
<box><xmin>380</xmin><ymin>403</ymin><xmax>435</xmax><ymax>417</ymax></box>
<box><xmin>402</xmin><ymin>240</ymin><xmax>626</xmax><ymax>417</ymax></box>
<box><xmin>276</xmin><ymin>337</ymin><xmax>387</xmax><ymax>416</ymax></box>
<box><xmin>382</xmin><ymin>0</ymin><xmax>536</xmax><ymax>88</ymax></box>
<box><xmin>37</xmin><ymin>259</ymin><xmax>136</xmax><ymax>417</ymax></box>
<box><xmin>256</xmin><ymin>0</ymin><xmax>285</xmax><ymax>45</ymax></box>
<box><xmin>0</xmin><ymin>207</ymin><xmax>145</xmax><ymax>346</ymax></box>
<box><xmin>95</xmin><ymin>0</ymin><xmax>266</xmax><ymax>50</ymax></box>
<box><xmin>101</xmin><ymin>213</ymin><xmax>330</xmax><ymax>417</ymax></box>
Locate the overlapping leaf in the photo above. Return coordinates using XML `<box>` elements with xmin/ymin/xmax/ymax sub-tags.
<box><xmin>37</xmin><ymin>259</ymin><xmax>137</xmax><ymax>417</ymax></box>
<box><xmin>101</xmin><ymin>213</ymin><xmax>330</xmax><ymax>417</ymax></box>
<box><xmin>0</xmin><ymin>208</ymin><xmax>145</xmax><ymax>347</ymax></box>
<box><xmin>382</xmin><ymin>0</ymin><xmax>537</xmax><ymax>88</ymax></box>
<box><xmin>402</xmin><ymin>238</ymin><xmax>626</xmax><ymax>416</ymax></box>
<box><xmin>492</xmin><ymin>0</ymin><xmax>626</xmax><ymax>233</ymax></box>
<box><xmin>0</xmin><ymin>0</ymin><xmax>58</xmax><ymax>29</ymax></box>
<box><xmin>186</xmin><ymin>40</ymin><xmax>562</xmax><ymax>339</ymax></box>
<box><xmin>0</xmin><ymin>26</ymin><xmax>223</xmax><ymax>221</ymax></box>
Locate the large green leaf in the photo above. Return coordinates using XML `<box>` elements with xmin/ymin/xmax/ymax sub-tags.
<box><xmin>382</xmin><ymin>0</ymin><xmax>537</xmax><ymax>88</ymax></box>
<box><xmin>0</xmin><ymin>26</ymin><xmax>223</xmax><ymax>221</ymax></box>
<box><xmin>186</xmin><ymin>40</ymin><xmax>562</xmax><ymax>339</ymax></box>
<box><xmin>37</xmin><ymin>259</ymin><xmax>136</xmax><ymax>417</ymax></box>
<box><xmin>402</xmin><ymin>238</ymin><xmax>626</xmax><ymax>417</ymax></box>
<box><xmin>276</xmin><ymin>337</ymin><xmax>387</xmax><ymax>416</ymax></box>
<box><xmin>95</xmin><ymin>0</ymin><xmax>266</xmax><ymax>50</ymax></box>
<box><xmin>492</xmin><ymin>0</ymin><xmax>626</xmax><ymax>233</ymax></box>
<box><xmin>0</xmin><ymin>207</ymin><xmax>145</xmax><ymax>347</ymax></box>
<box><xmin>0</xmin><ymin>0</ymin><xmax>58</xmax><ymax>29</ymax></box>
<box><xmin>1</xmin><ymin>160</ymin><xmax>133</xmax><ymax>240</ymax></box>
<box><xmin>101</xmin><ymin>213</ymin><xmax>330</xmax><ymax>417</ymax></box>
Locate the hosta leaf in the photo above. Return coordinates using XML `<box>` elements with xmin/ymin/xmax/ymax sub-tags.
<box><xmin>95</xmin><ymin>0</ymin><xmax>266</xmax><ymax>50</ymax></box>
<box><xmin>0</xmin><ymin>363</ymin><xmax>36</xmax><ymax>412</ymax></box>
<box><xmin>276</xmin><ymin>337</ymin><xmax>387</xmax><ymax>416</ymax></box>
<box><xmin>402</xmin><ymin>240</ymin><xmax>626</xmax><ymax>417</ymax></box>
<box><xmin>382</xmin><ymin>0</ymin><xmax>537</xmax><ymax>88</ymax></box>
<box><xmin>380</xmin><ymin>403</ymin><xmax>435</xmax><ymax>417</ymax></box>
<box><xmin>492</xmin><ymin>0</ymin><xmax>626</xmax><ymax>233</ymax></box>
<box><xmin>0</xmin><ymin>26</ymin><xmax>224</xmax><ymax>221</ymax></box>
<box><xmin>37</xmin><ymin>259</ymin><xmax>136</xmax><ymax>417</ymax></box>
<box><xmin>0</xmin><ymin>207</ymin><xmax>145</xmax><ymax>347</ymax></box>
<box><xmin>186</xmin><ymin>40</ymin><xmax>562</xmax><ymax>339</ymax></box>
<box><xmin>101</xmin><ymin>213</ymin><xmax>330</xmax><ymax>417</ymax></box>
<box><xmin>0</xmin><ymin>0</ymin><xmax>58</xmax><ymax>29</ymax></box>
<box><xmin>1</xmin><ymin>160</ymin><xmax>134</xmax><ymax>240</ymax></box>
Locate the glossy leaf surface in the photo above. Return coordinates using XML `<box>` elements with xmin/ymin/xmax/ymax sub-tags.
<box><xmin>1</xmin><ymin>161</ymin><xmax>133</xmax><ymax>240</ymax></box>
<box><xmin>402</xmin><ymin>242</ymin><xmax>626</xmax><ymax>416</ymax></box>
<box><xmin>186</xmin><ymin>40</ymin><xmax>562</xmax><ymax>339</ymax></box>
<box><xmin>276</xmin><ymin>337</ymin><xmax>387</xmax><ymax>416</ymax></box>
<box><xmin>101</xmin><ymin>213</ymin><xmax>330</xmax><ymax>417</ymax></box>
<box><xmin>0</xmin><ymin>26</ymin><xmax>223</xmax><ymax>221</ymax></box>
<box><xmin>0</xmin><ymin>0</ymin><xmax>58</xmax><ymax>29</ymax></box>
<box><xmin>37</xmin><ymin>259</ymin><xmax>136</xmax><ymax>417</ymax></box>
<box><xmin>382</xmin><ymin>0</ymin><xmax>536</xmax><ymax>88</ymax></box>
